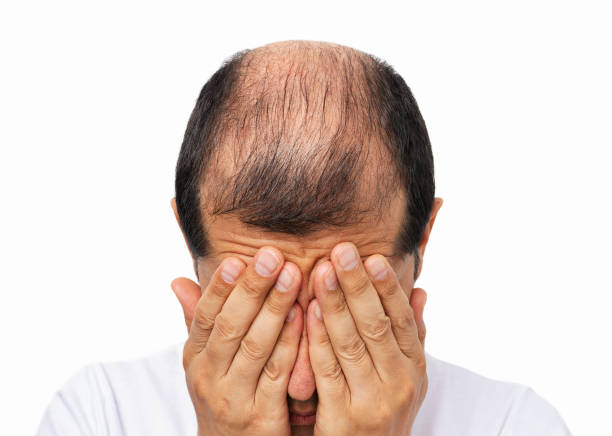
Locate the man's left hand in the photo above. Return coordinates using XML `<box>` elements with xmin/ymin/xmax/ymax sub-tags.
<box><xmin>307</xmin><ymin>242</ymin><xmax>428</xmax><ymax>436</ymax></box>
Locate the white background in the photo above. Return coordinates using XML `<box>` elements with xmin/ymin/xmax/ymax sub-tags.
<box><xmin>1</xmin><ymin>1</ymin><xmax>610</xmax><ymax>434</ymax></box>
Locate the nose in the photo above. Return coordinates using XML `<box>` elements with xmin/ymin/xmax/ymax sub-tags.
<box><xmin>286</xmin><ymin>256</ymin><xmax>330</xmax><ymax>401</ymax></box>
<box><xmin>286</xmin><ymin>265</ymin><xmax>321</xmax><ymax>401</ymax></box>
<box><xmin>287</xmin><ymin>323</ymin><xmax>316</xmax><ymax>401</ymax></box>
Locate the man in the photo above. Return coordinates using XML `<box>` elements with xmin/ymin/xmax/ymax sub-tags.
<box><xmin>37</xmin><ymin>40</ymin><xmax>571</xmax><ymax>435</ymax></box>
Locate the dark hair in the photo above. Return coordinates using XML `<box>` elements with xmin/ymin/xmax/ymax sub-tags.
<box><xmin>175</xmin><ymin>42</ymin><xmax>434</xmax><ymax>277</ymax></box>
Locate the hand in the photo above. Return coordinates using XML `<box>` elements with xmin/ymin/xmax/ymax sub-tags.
<box><xmin>307</xmin><ymin>242</ymin><xmax>428</xmax><ymax>435</ymax></box>
<box><xmin>178</xmin><ymin>247</ymin><xmax>303</xmax><ymax>436</ymax></box>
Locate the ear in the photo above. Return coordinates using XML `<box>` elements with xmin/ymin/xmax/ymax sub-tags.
<box><xmin>171</xmin><ymin>197</ymin><xmax>194</xmax><ymax>259</ymax></box>
<box><xmin>171</xmin><ymin>197</ymin><xmax>200</xmax><ymax>280</ymax></box>
<box><xmin>415</xmin><ymin>197</ymin><xmax>443</xmax><ymax>279</ymax></box>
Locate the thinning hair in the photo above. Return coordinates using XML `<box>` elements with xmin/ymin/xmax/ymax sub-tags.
<box><xmin>175</xmin><ymin>41</ymin><xmax>434</xmax><ymax>277</ymax></box>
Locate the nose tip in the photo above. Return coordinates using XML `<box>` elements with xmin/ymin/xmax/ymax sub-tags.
<box><xmin>287</xmin><ymin>330</ymin><xmax>316</xmax><ymax>401</ymax></box>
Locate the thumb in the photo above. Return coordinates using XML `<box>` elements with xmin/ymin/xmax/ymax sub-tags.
<box><xmin>409</xmin><ymin>288</ymin><xmax>427</xmax><ymax>346</ymax></box>
<box><xmin>170</xmin><ymin>277</ymin><xmax>202</xmax><ymax>332</ymax></box>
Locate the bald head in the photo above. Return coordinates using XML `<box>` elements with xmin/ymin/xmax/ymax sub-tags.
<box><xmin>175</xmin><ymin>40</ymin><xmax>434</xmax><ymax>262</ymax></box>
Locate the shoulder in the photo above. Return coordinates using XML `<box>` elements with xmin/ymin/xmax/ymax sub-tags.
<box><xmin>36</xmin><ymin>343</ymin><xmax>196</xmax><ymax>436</ymax></box>
<box><xmin>412</xmin><ymin>352</ymin><xmax>572</xmax><ymax>436</ymax></box>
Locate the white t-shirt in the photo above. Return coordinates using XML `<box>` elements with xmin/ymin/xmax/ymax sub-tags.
<box><xmin>36</xmin><ymin>343</ymin><xmax>572</xmax><ymax>435</ymax></box>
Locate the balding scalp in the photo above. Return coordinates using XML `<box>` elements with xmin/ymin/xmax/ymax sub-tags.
<box><xmin>175</xmin><ymin>40</ymin><xmax>434</xmax><ymax>264</ymax></box>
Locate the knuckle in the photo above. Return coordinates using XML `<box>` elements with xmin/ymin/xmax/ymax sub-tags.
<box><xmin>337</xmin><ymin>335</ymin><xmax>368</xmax><ymax>364</ymax></box>
<box><xmin>319</xmin><ymin>359</ymin><xmax>344</xmax><ymax>381</ymax></box>
<box><xmin>414</xmin><ymin>352</ymin><xmax>427</xmax><ymax>377</ymax></box>
<box><xmin>240</xmin><ymin>276</ymin><xmax>262</xmax><ymax>298</ymax></box>
<box><xmin>193</xmin><ymin>307</ymin><xmax>216</xmax><ymax>332</ymax></box>
<box><xmin>188</xmin><ymin>376</ymin><xmax>251</xmax><ymax>430</ymax></box>
<box><xmin>182</xmin><ymin>349</ymin><xmax>192</xmax><ymax>372</ymax></box>
<box><xmin>349</xmin><ymin>274</ymin><xmax>372</xmax><ymax>297</ymax></box>
<box><xmin>182</xmin><ymin>342</ymin><xmax>191</xmax><ymax>371</ymax></box>
<box><xmin>315</xmin><ymin>329</ymin><xmax>333</xmax><ymax>348</ymax></box>
<box><xmin>393</xmin><ymin>312</ymin><xmax>414</xmax><ymax>331</ymax></box>
<box><xmin>240</xmin><ymin>275</ymin><xmax>267</xmax><ymax>299</ymax></box>
<box><xmin>213</xmin><ymin>313</ymin><xmax>242</xmax><ymax>341</ymax></box>
<box><xmin>371</xmin><ymin>407</ymin><xmax>392</xmax><ymax>429</ymax></box>
<box><xmin>361</xmin><ymin>315</ymin><xmax>392</xmax><ymax>343</ymax></box>
<box><xmin>239</xmin><ymin>336</ymin><xmax>266</xmax><ymax>362</ymax></box>
<box><xmin>182</xmin><ymin>353</ymin><xmax>190</xmax><ymax>372</ymax></box>
<box><xmin>327</xmin><ymin>294</ymin><xmax>349</xmax><ymax>316</ymax></box>
<box><xmin>353</xmin><ymin>397</ymin><xmax>391</xmax><ymax>430</ymax></box>
<box><xmin>210</xmin><ymin>281</ymin><xmax>231</xmax><ymax>300</ymax></box>
<box><xmin>262</xmin><ymin>357</ymin><xmax>283</xmax><ymax>382</ymax></box>
<box><xmin>406</xmin><ymin>304</ymin><xmax>416</xmax><ymax>320</ymax></box>
<box><xmin>420</xmin><ymin>323</ymin><xmax>427</xmax><ymax>343</ymax></box>
<box><xmin>191</xmin><ymin>376</ymin><xmax>209</xmax><ymax>400</ymax></box>
<box><xmin>212</xmin><ymin>396</ymin><xmax>234</xmax><ymax>423</ymax></box>
<box><xmin>396</xmin><ymin>380</ymin><xmax>416</xmax><ymax>406</ymax></box>
<box><xmin>274</xmin><ymin>327</ymin><xmax>293</xmax><ymax>349</ymax></box>
<box><xmin>249</xmin><ymin>414</ymin><xmax>274</xmax><ymax>433</ymax></box>
<box><xmin>377</xmin><ymin>282</ymin><xmax>398</xmax><ymax>299</ymax></box>
<box><xmin>264</xmin><ymin>292</ymin><xmax>287</xmax><ymax>317</ymax></box>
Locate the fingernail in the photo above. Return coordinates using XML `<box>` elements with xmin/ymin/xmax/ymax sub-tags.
<box><xmin>324</xmin><ymin>264</ymin><xmax>338</xmax><ymax>291</ymax></box>
<box><xmin>337</xmin><ymin>244</ymin><xmax>358</xmax><ymax>271</ymax></box>
<box><xmin>255</xmin><ymin>249</ymin><xmax>280</xmax><ymax>277</ymax></box>
<box><xmin>366</xmin><ymin>256</ymin><xmax>387</xmax><ymax>281</ymax></box>
<box><xmin>221</xmin><ymin>258</ymin><xmax>242</xmax><ymax>284</ymax></box>
<box><xmin>315</xmin><ymin>302</ymin><xmax>322</xmax><ymax>320</ymax></box>
<box><xmin>286</xmin><ymin>307</ymin><xmax>296</xmax><ymax>323</ymax></box>
<box><xmin>276</xmin><ymin>265</ymin><xmax>294</xmax><ymax>293</ymax></box>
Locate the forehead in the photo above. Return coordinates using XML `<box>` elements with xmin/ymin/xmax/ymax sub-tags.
<box><xmin>201</xmin><ymin>188</ymin><xmax>406</xmax><ymax>269</ymax></box>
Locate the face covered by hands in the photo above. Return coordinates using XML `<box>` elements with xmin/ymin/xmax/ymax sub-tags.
<box><xmin>171</xmin><ymin>197</ymin><xmax>442</xmax><ymax>435</ymax></box>
<box><xmin>172</xmin><ymin>241</ymin><xmax>429</xmax><ymax>436</ymax></box>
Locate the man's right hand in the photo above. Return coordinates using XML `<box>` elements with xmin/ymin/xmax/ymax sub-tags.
<box><xmin>180</xmin><ymin>247</ymin><xmax>302</xmax><ymax>436</ymax></box>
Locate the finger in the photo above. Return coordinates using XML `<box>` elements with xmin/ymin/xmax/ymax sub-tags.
<box><xmin>313</xmin><ymin>260</ymin><xmax>375</xmax><ymax>387</ymax></box>
<box><xmin>306</xmin><ymin>299</ymin><xmax>348</xmax><ymax>404</ymax></box>
<box><xmin>409</xmin><ymin>288</ymin><xmax>427</xmax><ymax>346</ymax></box>
<box><xmin>230</xmin><ymin>262</ymin><xmax>301</xmax><ymax>386</ymax></box>
<box><xmin>328</xmin><ymin>243</ymin><xmax>403</xmax><ymax>371</ymax></box>
<box><xmin>362</xmin><ymin>254</ymin><xmax>422</xmax><ymax>360</ymax></box>
<box><xmin>171</xmin><ymin>277</ymin><xmax>201</xmax><ymax>331</ymax></box>
<box><xmin>257</xmin><ymin>303</ymin><xmax>303</xmax><ymax>412</ymax></box>
<box><xmin>204</xmin><ymin>246</ymin><xmax>284</xmax><ymax>375</ymax></box>
<box><xmin>183</xmin><ymin>257</ymin><xmax>246</xmax><ymax>365</ymax></box>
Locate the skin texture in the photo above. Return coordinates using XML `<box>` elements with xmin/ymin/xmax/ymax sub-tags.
<box><xmin>171</xmin><ymin>194</ymin><xmax>443</xmax><ymax>435</ymax></box>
